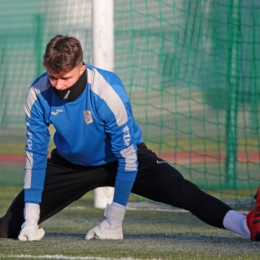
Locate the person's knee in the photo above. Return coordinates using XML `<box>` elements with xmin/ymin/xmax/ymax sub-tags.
<box><xmin>0</xmin><ymin>216</ymin><xmax>8</xmax><ymax>238</ymax></box>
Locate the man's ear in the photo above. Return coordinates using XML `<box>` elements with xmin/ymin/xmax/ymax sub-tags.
<box><xmin>80</xmin><ymin>64</ymin><xmax>87</xmax><ymax>75</ymax></box>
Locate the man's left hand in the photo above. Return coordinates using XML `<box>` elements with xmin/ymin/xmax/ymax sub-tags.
<box><xmin>85</xmin><ymin>219</ymin><xmax>123</xmax><ymax>240</ymax></box>
<box><xmin>85</xmin><ymin>202</ymin><xmax>126</xmax><ymax>240</ymax></box>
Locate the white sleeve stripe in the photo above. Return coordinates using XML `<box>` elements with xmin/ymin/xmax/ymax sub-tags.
<box><xmin>25</xmin><ymin>88</ymin><xmax>37</xmax><ymax>118</ymax></box>
<box><xmin>24</xmin><ymin>76</ymin><xmax>49</xmax><ymax>186</ymax></box>
<box><xmin>120</xmin><ymin>144</ymin><xmax>137</xmax><ymax>171</ymax></box>
<box><xmin>89</xmin><ymin>68</ymin><xmax>128</xmax><ymax>126</ymax></box>
<box><xmin>25</xmin><ymin>75</ymin><xmax>49</xmax><ymax>119</ymax></box>
<box><xmin>24</xmin><ymin>151</ymin><xmax>33</xmax><ymax>188</ymax></box>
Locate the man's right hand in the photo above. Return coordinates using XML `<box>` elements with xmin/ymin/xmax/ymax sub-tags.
<box><xmin>18</xmin><ymin>221</ymin><xmax>45</xmax><ymax>241</ymax></box>
<box><xmin>18</xmin><ymin>203</ymin><xmax>45</xmax><ymax>241</ymax></box>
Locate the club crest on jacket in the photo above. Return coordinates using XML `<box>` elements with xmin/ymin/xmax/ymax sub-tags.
<box><xmin>84</xmin><ymin>110</ymin><xmax>93</xmax><ymax>124</ymax></box>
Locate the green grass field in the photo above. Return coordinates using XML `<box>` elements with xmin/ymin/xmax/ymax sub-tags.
<box><xmin>0</xmin><ymin>187</ymin><xmax>260</xmax><ymax>260</ymax></box>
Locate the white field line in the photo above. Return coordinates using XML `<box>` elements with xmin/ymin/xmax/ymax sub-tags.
<box><xmin>1</xmin><ymin>255</ymin><xmax>161</xmax><ymax>260</ymax></box>
<box><xmin>68</xmin><ymin>206</ymin><xmax>188</xmax><ymax>212</ymax></box>
<box><xmin>68</xmin><ymin>206</ymin><xmax>248</xmax><ymax>214</ymax></box>
<box><xmin>128</xmin><ymin>207</ymin><xmax>248</xmax><ymax>215</ymax></box>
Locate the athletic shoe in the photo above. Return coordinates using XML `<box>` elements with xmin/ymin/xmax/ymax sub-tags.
<box><xmin>246</xmin><ymin>186</ymin><xmax>260</xmax><ymax>241</ymax></box>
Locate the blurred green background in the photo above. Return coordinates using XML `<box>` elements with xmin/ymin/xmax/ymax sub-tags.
<box><xmin>0</xmin><ymin>0</ymin><xmax>260</xmax><ymax>207</ymax></box>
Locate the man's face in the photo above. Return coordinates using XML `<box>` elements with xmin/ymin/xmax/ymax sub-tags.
<box><xmin>47</xmin><ymin>64</ymin><xmax>86</xmax><ymax>90</ymax></box>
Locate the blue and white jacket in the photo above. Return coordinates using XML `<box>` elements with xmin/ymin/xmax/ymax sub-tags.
<box><xmin>24</xmin><ymin>64</ymin><xmax>143</xmax><ymax>205</ymax></box>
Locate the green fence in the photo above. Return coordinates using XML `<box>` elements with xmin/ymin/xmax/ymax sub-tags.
<box><xmin>0</xmin><ymin>0</ymin><xmax>260</xmax><ymax>207</ymax></box>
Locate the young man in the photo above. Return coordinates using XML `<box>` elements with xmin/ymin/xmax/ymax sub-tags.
<box><xmin>0</xmin><ymin>35</ymin><xmax>259</xmax><ymax>242</ymax></box>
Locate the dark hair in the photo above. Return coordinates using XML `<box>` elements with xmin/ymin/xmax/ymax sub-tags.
<box><xmin>43</xmin><ymin>35</ymin><xmax>83</xmax><ymax>74</ymax></box>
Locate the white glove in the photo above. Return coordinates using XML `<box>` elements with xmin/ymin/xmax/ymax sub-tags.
<box><xmin>85</xmin><ymin>202</ymin><xmax>126</xmax><ymax>240</ymax></box>
<box><xmin>18</xmin><ymin>203</ymin><xmax>45</xmax><ymax>241</ymax></box>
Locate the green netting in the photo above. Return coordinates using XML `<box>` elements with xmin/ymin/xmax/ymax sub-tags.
<box><xmin>0</xmin><ymin>0</ymin><xmax>260</xmax><ymax>207</ymax></box>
